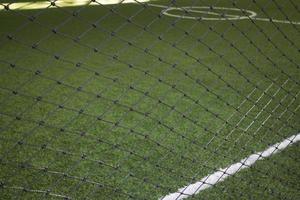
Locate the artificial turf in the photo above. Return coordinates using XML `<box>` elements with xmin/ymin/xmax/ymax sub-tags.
<box><xmin>198</xmin><ymin>143</ymin><xmax>300</xmax><ymax>200</ymax></box>
<box><xmin>0</xmin><ymin>0</ymin><xmax>299</xmax><ymax>199</ymax></box>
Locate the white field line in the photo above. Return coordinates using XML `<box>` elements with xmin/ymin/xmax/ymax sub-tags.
<box><xmin>149</xmin><ymin>4</ymin><xmax>300</xmax><ymax>25</ymax></box>
<box><xmin>161</xmin><ymin>6</ymin><xmax>257</xmax><ymax>21</ymax></box>
<box><xmin>160</xmin><ymin>133</ymin><xmax>300</xmax><ymax>200</ymax></box>
<box><xmin>2</xmin><ymin>2</ymin><xmax>300</xmax><ymax>25</ymax></box>
<box><xmin>147</xmin><ymin>3</ymin><xmax>169</xmax><ymax>9</ymax></box>
<box><xmin>254</xmin><ymin>17</ymin><xmax>300</xmax><ymax>25</ymax></box>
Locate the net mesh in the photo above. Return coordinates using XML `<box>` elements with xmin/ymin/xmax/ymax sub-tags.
<box><xmin>0</xmin><ymin>0</ymin><xmax>299</xmax><ymax>199</ymax></box>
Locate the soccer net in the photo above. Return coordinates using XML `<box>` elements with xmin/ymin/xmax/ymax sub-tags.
<box><xmin>0</xmin><ymin>0</ymin><xmax>299</xmax><ymax>199</ymax></box>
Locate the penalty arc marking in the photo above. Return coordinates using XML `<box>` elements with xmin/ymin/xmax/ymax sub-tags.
<box><xmin>1</xmin><ymin>1</ymin><xmax>300</xmax><ymax>25</ymax></box>
<box><xmin>148</xmin><ymin>4</ymin><xmax>300</xmax><ymax>25</ymax></box>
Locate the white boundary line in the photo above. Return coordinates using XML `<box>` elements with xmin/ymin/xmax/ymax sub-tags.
<box><xmin>161</xmin><ymin>6</ymin><xmax>257</xmax><ymax>21</ymax></box>
<box><xmin>254</xmin><ymin>17</ymin><xmax>300</xmax><ymax>25</ymax></box>
<box><xmin>149</xmin><ymin>4</ymin><xmax>300</xmax><ymax>25</ymax></box>
<box><xmin>160</xmin><ymin>133</ymin><xmax>300</xmax><ymax>200</ymax></box>
<box><xmin>2</xmin><ymin>2</ymin><xmax>299</xmax><ymax>25</ymax></box>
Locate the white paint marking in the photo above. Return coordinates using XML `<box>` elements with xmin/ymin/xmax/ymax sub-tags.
<box><xmin>2</xmin><ymin>2</ymin><xmax>300</xmax><ymax>26</ymax></box>
<box><xmin>160</xmin><ymin>133</ymin><xmax>300</xmax><ymax>200</ymax></box>
<box><xmin>162</xmin><ymin>6</ymin><xmax>257</xmax><ymax>21</ymax></box>
<box><xmin>148</xmin><ymin>4</ymin><xmax>300</xmax><ymax>25</ymax></box>
<box><xmin>147</xmin><ymin>3</ymin><xmax>168</xmax><ymax>9</ymax></box>
<box><xmin>254</xmin><ymin>17</ymin><xmax>300</xmax><ymax>25</ymax></box>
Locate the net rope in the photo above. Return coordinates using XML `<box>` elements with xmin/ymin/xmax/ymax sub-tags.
<box><xmin>0</xmin><ymin>0</ymin><xmax>299</xmax><ymax>199</ymax></box>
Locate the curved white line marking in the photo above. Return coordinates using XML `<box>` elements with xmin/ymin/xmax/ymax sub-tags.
<box><xmin>148</xmin><ymin>4</ymin><xmax>300</xmax><ymax>25</ymax></box>
<box><xmin>162</xmin><ymin>6</ymin><xmax>257</xmax><ymax>21</ymax></box>
<box><xmin>160</xmin><ymin>133</ymin><xmax>300</xmax><ymax>200</ymax></box>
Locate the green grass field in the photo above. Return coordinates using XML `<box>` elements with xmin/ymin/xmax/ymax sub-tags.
<box><xmin>0</xmin><ymin>0</ymin><xmax>299</xmax><ymax>199</ymax></box>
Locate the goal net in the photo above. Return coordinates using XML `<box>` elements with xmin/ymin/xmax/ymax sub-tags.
<box><xmin>0</xmin><ymin>0</ymin><xmax>299</xmax><ymax>199</ymax></box>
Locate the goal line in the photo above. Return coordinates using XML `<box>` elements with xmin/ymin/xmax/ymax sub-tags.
<box><xmin>160</xmin><ymin>133</ymin><xmax>300</xmax><ymax>200</ymax></box>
